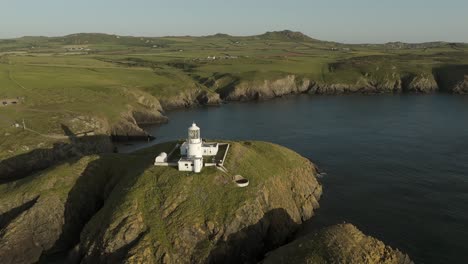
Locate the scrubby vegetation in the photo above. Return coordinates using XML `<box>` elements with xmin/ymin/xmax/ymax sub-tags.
<box><xmin>0</xmin><ymin>141</ymin><xmax>322</xmax><ymax>263</ymax></box>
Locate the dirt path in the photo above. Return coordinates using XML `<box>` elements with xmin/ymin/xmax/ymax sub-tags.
<box><xmin>23</xmin><ymin>128</ymin><xmax>69</xmax><ymax>139</ymax></box>
<box><xmin>7</xmin><ymin>69</ymin><xmax>26</xmax><ymax>90</ymax></box>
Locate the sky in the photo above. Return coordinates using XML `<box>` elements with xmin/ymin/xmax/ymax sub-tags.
<box><xmin>1</xmin><ymin>0</ymin><xmax>467</xmax><ymax>43</ymax></box>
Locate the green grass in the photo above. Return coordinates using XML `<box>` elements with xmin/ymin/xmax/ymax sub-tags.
<box><xmin>1</xmin><ymin>31</ymin><xmax>467</xmax><ymax>159</ymax></box>
<box><xmin>0</xmin><ymin>139</ymin><xmax>314</xmax><ymax>261</ymax></box>
<box><xmin>76</xmin><ymin>140</ymin><xmax>311</xmax><ymax>260</ymax></box>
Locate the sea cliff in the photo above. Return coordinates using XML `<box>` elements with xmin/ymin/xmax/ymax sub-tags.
<box><xmin>0</xmin><ymin>141</ymin><xmax>321</xmax><ymax>263</ymax></box>
<box><xmin>0</xmin><ymin>141</ymin><xmax>413</xmax><ymax>264</ymax></box>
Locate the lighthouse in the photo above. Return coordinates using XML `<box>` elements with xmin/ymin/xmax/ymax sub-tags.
<box><xmin>156</xmin><ymin>122</ymin><xmax>221</xmax><ymax>173</ymax></box>
<box><xmin>186</xmin><ymin>123</ymin><xmax>203</xmax><ymax>172</ymax></box>
<box><xmin>187</xmin><ymin>123</ymin><xmax>203</xmax><ymax>158</ymax></box>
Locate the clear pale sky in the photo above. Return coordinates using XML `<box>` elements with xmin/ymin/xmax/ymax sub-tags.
<box><xmin>1</xmin><ymin>0</ymin><xmax>467</xmax><ymax>43</ymax></box>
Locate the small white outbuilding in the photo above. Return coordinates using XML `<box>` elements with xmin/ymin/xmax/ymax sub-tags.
<box><xmin>155</xmin><ymin>152</ymin><xmax>168</xmax><ymax>164</ymax></box>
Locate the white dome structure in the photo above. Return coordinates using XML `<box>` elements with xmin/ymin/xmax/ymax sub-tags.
<box><xmin>154</xmin><ymin>152</ymin><xmax>168</xmax><ymax>164</ymax></box>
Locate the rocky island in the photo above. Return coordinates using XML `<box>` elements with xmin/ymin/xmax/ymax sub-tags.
<box><xmin>0</xmin><ymin>140</ymin><xmax>411</xmax><ymax>263</ymax></box>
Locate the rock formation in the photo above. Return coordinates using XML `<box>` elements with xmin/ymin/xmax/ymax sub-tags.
<box><xmin>0</xmin><ymin>141</ymin><xmax>322</xmax><ymax>264</ymax></box>
<box><xmin>262</xmin><ymin>224</ymin><xmax>413</xmax><ymax>264</ymax></box>
<box><xmin>217</xmin><ymin>73</ymin><xmax>443</xmax><ymax>102</ymax></box>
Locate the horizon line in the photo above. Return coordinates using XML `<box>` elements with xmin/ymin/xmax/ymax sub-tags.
<box><xmin>1</xmin><ymin>30</ymin><xmax>466</xmax><ymax>45</ymax></box>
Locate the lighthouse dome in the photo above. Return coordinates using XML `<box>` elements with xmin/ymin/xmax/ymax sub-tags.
<box><xmin>189</xmin><ymin>122</ymin><xmax>200</xmax><ymax>130</ymax></box>
<box><xmin>188</xmin><ymin>122</ymin><xmax>202</xmax><ymax>145</ymax></box>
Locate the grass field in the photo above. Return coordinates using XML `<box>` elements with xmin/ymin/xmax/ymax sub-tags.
<box><xmin>0</xmin><ymin>30</ymin><xmax>467</xmax><ymax>159</ymax></box>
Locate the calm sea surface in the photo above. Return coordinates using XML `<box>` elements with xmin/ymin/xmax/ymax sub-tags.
<box><xmin>124</xmin><ymin>94</ymin><xmax>468</xmax><ymax>263</ymax></box>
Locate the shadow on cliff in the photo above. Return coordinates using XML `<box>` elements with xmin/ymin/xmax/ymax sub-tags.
<box><xmin>199</xmin><ymin>208</ymin><xmax>299</xmax><ymax>264</ymax></box>
<box><xmin>0</xmin><ymin>124</ymin><xmax>112</xmax><ymax>184</ymax></box>
<box><xmin>0</xmin><ymin>196</ymin><xmax>39</xmax><ymax>233</ymax></box>
<box><xmin>38</xmin><ymin>143</ymin><xmax>171</xmax><ymax>263</ymax></box>
<box><xmin>432</xmin><ymin>64</ymin><xmax>468</xmax><ymax>93</ymax></box>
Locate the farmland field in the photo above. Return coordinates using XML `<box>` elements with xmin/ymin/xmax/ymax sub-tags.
<box><xmin>0</xmin><ymin>31</ymin><xmax>467</xmax><ymax>159</ymax></box>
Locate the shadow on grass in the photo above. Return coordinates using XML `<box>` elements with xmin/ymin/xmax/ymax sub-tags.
<box><xmin>38</xmin><ymin>142</ymin><xmax>175</xmax><ymax>263</ymax></box>
<box><xmin>0</xmin><ymin>124</ymin><xmax>112</xmax><ymax>184</ymax></box>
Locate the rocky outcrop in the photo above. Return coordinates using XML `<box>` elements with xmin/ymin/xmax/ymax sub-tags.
<box><xmin>159</xmin><ymin>89</ymin><xmax>221</xmax><ymax>110</ymax></box>
<box><xmin>402</xmin><ymin>74</ymin><xmax>438</xmax><ymax>93</ymax></box>
<box><xmin>0</xmin><ymin>156</ymin><xmax>101</xmax><ymax>263</ymax></box>
<box><xmin>0</xmin><ymin>153</ymin><xmax>149</xmax><ymax>264</ymax></box>
<box><xmin>217</xmin><ymin>73</ymin><xmax>441</xmax><ymax>102</ymax></box>
<box><xmin>110</xmin><ymin>90</ymin><xmax>169</xmax><ymax>140</ymax></box>
<box><xmin>77</xmin><ymin>141</ymin><xmax>321</xmax><ymax>263</ymax></box>
<box><xmin>220</xmin><ymin>75</ymin><xmax>312</xmax><ymax>101</ymax></box>
<box><xmin>262</xmin><ymin>224</ymin><xmax>413</xmax><ymax>264</ymax></box>
<box><xmin>1</xmin><ymin>141</ymin><xmax>321</xmax><ymax>264</ymax></box>
<box><xmin>0</xmin><ymin>141</ymin><xmax>415</xmax><ymax>264</ymax></box>
<box><xmin>433</xmin><ymin>65</ymin><xmax>468</xmax><ymax>93</ymax></box>
<box><xmin>110</xmin><ymin>109</ymin><xmax>168</xmax><ymax>141</ymax></box>
<box><xmin>453</xmin><ymin>76</ymin><xmax>468</xmax><ymax>94</ymax></box>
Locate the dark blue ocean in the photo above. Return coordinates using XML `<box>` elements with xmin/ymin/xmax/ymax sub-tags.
<box><xmin>125</xmin><ymin>94</ymin><xmax>468</xmax><ymax>264</ymax></box>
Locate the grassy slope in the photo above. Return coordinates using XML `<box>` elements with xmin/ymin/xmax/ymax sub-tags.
<box><xmin>0</xmin><ymin>31</ymin><xmax>467</xmax><ymax>159</ymax></box>
<box><xmin>0</xmin><ymin>140</ymin><xmax>316</xmax><ymax>262</ymax></box>
<box><xmin>81</xmin><ymin>140</ymin><xmax>309</xmax><ymax>260</ymax></box>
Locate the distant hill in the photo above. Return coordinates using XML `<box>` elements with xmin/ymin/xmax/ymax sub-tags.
<box><xmin>59</xmin><ymin>33</ymin><xmax>123</xmax><ymax>44</ymax></box>
<box><xmin>257</xmin><ymin>30</ymin><xmax>320</xmax><ymax>42</ymax></box>
<box><xmin>205</xmin><ymin>33</ymin><xmax>232</xmax><ymax>38</ymax></box>
<box><xmin>359</xmin><ymin>41</ymin><xmax>468</xmax><ymax>49</ymax></box>
<box><xmin>40</xmin><ymin>33</ymin><xmax>173</xmax><ymax>48</ymax></box>
<box><xmin>2</xmin><ymin>31</ymin><xmax>466</xmax><ymax>46</ymax></box>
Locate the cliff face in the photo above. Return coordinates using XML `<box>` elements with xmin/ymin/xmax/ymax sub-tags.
<box><xmin>0</xmin><ymin>141</ymin><xmax>322</xmax><ymax>264</ymax></box>
<box><xmin>159</xmin><ymin>89</ymin><xmax>222</xmax><ymax>110</ymax></box>
<box><xmin>110</xmin><ymin>90</ymin><xmax>169</xmax><ymax>139</ymax></box>
<box><xmin>79</xmin><ymin>141</ymin><xmax>322</xmax><ymax>264</ymax></box>
<box><xmin>220</xmin><ymin>75</ymin><xmax>311</xmax><ymax>101</ymax></box>
<box><xmin>0</xmin><ymin>153</ymin><xmax>151</xmax><ymax>264</ymax></box>
<box><xmin>433</xmin><ymin>65</ymin><xmax>468</xmax><ymax>94</ymax></box>
<box><xmin>110</xmin><ymin>88</ymin><xmax>221</xmax><ymax>139</ymax></box>
<box><xmin>453</xmin><ymin>76</ymin><xmax>468</xmax><ymax>93</ymax></box>
<box><xmin>106</xmin><ymin>65</ymin><xmax>466</xmax><ymax>139</ymax></box>
<box><xmin>0</xmin><ymin>156</ymin><xmax>103</xmax><ymax>263</ymax></box>
<box><xmin>402</xmin><ymin>74</ymin><xmax>438</xmax><ymax>93</ymax></box>
<box><xmin>110</xmin><ymin>110</ymin><xmax>168</xmax><ymax>140</ymax></box>
<box><xmin>218</xmin><ymin>73</ymin><xmax>441</xmax><ymax>102</ymax></box>
<box><xmin>262</xmin><ymin>224</ymin><xmax>413</xmax><ymax>264</ymax></box>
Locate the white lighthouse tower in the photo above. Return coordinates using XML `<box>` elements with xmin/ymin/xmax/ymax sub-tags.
<box><xmin>187</xmin><ymin>123</ymin><xmax>203</xmax><ymax>172</ymax></box>
<box><xmin>155</xmin><ymin>122</ymin><xmax>221</xmax><ymax>173</ymax></box>
<box><xmin>187</xmin><ymin>123</ymin><xmax>202</xmax><ymax>158</ymax></box>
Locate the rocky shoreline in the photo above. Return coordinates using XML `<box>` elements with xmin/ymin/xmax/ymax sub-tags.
<box><xmin>0</xmin><ymin>141</ymin><xmax>412</xmax><ymax>263</ymax></box>
<box><xmin>109</xmin><ymin>67</ymin><xmax>467</xmax><ymax>141</ymax></box>
<box><xmin>1</xmin><ymin>68</ymin><xmax>466</xmax><ymax>185</ymax></box>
